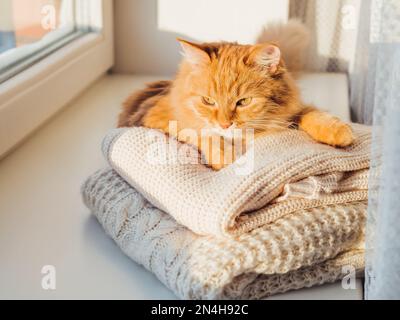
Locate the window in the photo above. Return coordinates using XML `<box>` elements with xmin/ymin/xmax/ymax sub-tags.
<box><xmin>0</xmin><ymin>0</ymin><xmax>99</xmax><ymax>84</ymax></box>
<box><xmin>0</xmin><ymin>0</ymin><xmax>113</xmax><ymax>158</ymax></box>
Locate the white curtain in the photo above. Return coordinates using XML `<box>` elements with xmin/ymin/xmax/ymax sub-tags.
<box><xmin>292</xmin><ymin>0</ymin><xmax>400</xmax><ymax>299</ymax></box>
<box><xmin>351</xmin><ymin>0</ymin><xmax>400</xmax><ymax>300</ymax></box>
<box><xmin>290</xmin><ymin>0</ymin><xmax>361</xmax><ymax>73</ymax></box>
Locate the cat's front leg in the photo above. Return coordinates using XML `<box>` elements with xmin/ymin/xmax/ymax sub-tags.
<box><xmin>176</xmin><ymin>131</ymin><xmax>233</xmax><ymax>170</ymax></box>
<box><xmin>299</xmin><ymin>109</ymin><xmax>354</xmax><ymax>147</ymax></box>
<box><xmin>199</xmin><ymin>135</ymin><xmax>236</xmax><ymax>171</ymax></box>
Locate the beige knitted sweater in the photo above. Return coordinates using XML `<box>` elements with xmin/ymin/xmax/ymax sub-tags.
<box><xmin>103</xmin><ymin>124</ymin><xmax>371</xmax><ymax>237</ymax></box>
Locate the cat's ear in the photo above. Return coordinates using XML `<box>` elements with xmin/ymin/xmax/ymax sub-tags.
<box><xmin>178</xmin><ymin>39</ymin><xmax>210</xmax><ymax>66</ymax></box>
<box><xmin>253</xmin><ymin>44</ymin><xmax>282</xmax><ymax>74</ymax></box>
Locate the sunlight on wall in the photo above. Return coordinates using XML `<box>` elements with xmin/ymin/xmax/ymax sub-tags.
<box><xmin>157</xmin><ymin>0</ymin><xmax>289</xmax><ymax>44</ymax></box>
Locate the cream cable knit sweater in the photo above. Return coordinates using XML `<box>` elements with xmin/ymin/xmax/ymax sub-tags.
<box><xmin>103</xmin><ymin>124</ymin><xmax>371</xmax><ymax>237</ymax></box>
<box><xmin>82</xmin><ymin>169</ymin><xmax>366</xmax><ymax>300</ymax></box>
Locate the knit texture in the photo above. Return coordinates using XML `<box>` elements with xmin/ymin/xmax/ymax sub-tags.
<box><xmin>82</xmin><ymin>168</ymin><xmax>366</xmax><ymax>300</ymax></box>
<box><xmin>103</xmin><ymin>124</ymin><xmax>371</xmax><ymax>236</ymax></box>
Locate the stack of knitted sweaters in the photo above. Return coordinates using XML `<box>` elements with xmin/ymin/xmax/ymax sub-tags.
<box><xmin>82</xmin><ymin>124</ymin><xmax>371</xmax><ymax>299</ymax></box>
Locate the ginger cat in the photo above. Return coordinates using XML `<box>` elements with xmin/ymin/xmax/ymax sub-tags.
<box><xmin>118</xmin><ymin>22</ymin><xmax>354</xmax><ymax>170</ymax></box>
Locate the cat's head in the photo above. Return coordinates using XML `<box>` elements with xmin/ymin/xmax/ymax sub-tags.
<box><xmin>173</xmin><ymin>39</ymin><xmax>301</xmax><ymax>136</ymax></box>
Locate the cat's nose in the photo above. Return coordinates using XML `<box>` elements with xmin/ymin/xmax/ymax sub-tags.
<box><xmin>220</xmin><ymin>122</ymin><xmax>232</xmax><ymax>129</ymax></box>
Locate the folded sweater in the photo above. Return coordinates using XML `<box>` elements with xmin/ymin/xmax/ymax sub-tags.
<box><xmin>102</xmin><ymin>124</ymin><xmax>371</xmax><ymax>237</ymax></box>
<box><xmin>82</xmin><ymin>168</ymin><xmax>366</xmax><ymax>300</ymax></box>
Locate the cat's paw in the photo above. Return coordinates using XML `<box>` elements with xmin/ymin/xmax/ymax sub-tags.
<box><xmin>328</xmin><ymin>122</ymin><xmax>354</xmax><ymax>147</ymax></box>
<box><xmin>299</xmin><ymin>110</ymin><xmax>355</xmax><ymax>148</ymax></box>
<box><xmin>209</xmin><ymin>162</ymin><xmax>227</xmax><ymax>171</ymax></box>
<box><xmin>205</xmin><ymin>148</ymin><xmax>235</xmax><ymax>171</ymax></box>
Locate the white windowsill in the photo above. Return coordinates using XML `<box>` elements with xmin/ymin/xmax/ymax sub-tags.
<box><xmin>0</xmin><ymin>73</ymin><xmax>363</xmax><ymax>300</ymax></box>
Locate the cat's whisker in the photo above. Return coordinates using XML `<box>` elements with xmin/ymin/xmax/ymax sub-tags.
<box><xmin>245</xmin><ymin>118</ymin><xmax>294</xmax><ymax>131</ymax></box>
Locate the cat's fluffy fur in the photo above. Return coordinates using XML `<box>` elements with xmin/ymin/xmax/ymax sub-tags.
<box><xmin>118</xmin><ymin>20</ymin><xmax>354</xmax><ymax>170</ymax></box>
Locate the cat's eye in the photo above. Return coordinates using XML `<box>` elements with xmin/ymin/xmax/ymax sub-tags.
<box><xmin>237</xmin><ymin>97</ymin><xmax>252</xmax><ymax>107</ymax></box>
<box><xmin>202</xmin><ymin>96</ymin><xmax>216</xmax><ymax>106</ymax></box>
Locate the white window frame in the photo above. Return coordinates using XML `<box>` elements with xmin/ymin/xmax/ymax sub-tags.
<box><xmin>0</xmin><ymin>0</ymin><xmax>76</xmax><ymax>82</ymax></box>
<box><xmin>0</xmin><ymin>0</ymin><xmax>114</xmax><ymax>157</ymax></box>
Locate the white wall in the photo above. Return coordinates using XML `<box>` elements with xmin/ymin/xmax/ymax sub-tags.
<box><xmin>113</xmin><ymin>0</ymin><xmax>288</xmax><ymax>76</ymax></box>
